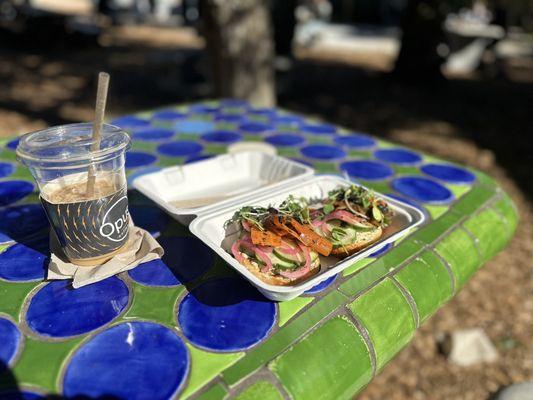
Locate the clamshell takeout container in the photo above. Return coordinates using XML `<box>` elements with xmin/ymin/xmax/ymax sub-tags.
<box><xmin>133</xmin><ymin>152</ymin><xmax>425</xmax><ymax>301</ymax></box>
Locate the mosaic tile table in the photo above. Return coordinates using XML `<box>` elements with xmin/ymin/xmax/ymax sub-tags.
<box><xmin>0</xmin><ymin>99</ymin><xmax>518</xmax><ymax>400</ymax></box>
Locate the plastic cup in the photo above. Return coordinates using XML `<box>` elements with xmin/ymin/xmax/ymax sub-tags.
<box><xmin>16</xmin><ymin>123</ymin><xmax>131</xmax><ymax>266</ymax></box>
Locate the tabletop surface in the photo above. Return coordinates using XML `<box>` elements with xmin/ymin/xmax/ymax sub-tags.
<box><xmin>0</xmin><ymin>100</ymin><xmax>518</xmax><ymax>400</ymax></box>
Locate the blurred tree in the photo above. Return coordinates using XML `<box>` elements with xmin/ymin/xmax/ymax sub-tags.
<box><xmin>200</xmin><ymin>0</ymin><xmax>276</xmax><ymax>106</ymax></box>
<box><xmin>271</xmin><ymin>0</ymin><xmax>298</xmax><ymax>57</ymax></box>
<box><xmin>394</xmin><ymin>0</ymin><xmax>448</xmax><ymax>80</ymax></box>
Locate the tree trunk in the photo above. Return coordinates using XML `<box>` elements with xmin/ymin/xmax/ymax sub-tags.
<box><xmin>394</xmin><ymin>0</ymin><xmax>447</xmax><ymax>80</ymax></box>
<box><xmin>200</xmin><ymin>0</ymin><xmax>276</xmax><ymax>107</ymax></box>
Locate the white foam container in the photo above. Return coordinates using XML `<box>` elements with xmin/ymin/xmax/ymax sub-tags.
<box><xmin>133</xmin><ymin>152</ymin><xmax>426</xmax><ymax>301</ymax></box>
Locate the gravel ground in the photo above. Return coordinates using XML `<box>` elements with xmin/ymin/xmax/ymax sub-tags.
<box><xmin>0</xmin><ymin>24</ymin><xmax>531</xmax><ymax>400</ymax></box>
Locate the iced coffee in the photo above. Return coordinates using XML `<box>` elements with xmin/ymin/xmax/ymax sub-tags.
<box><xmin>16</xmin><ymin>123</ymin><xmax>131</xmax><ymax>266</ymax></box>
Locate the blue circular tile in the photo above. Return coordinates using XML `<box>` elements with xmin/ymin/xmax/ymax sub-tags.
<box><xmin>265</xmin><ymin>134</ymin><xmax>306</xmax><ymax>147</ymax></box>
<box><xmin>175</xmin><ymin>121</ymin><xmax>215</xmax><ymax>135</ymax></box>
<box><xmin>125</xmin><ymin>151</ymin><xmax>157</xmax><ymax>169</ymax></box>
<box><xmin>178</xmin><ymin>278</ymin><xmax>276</xmax><ymax>352</ymax></box>
<box><xmin>340</xmin><ymin>160</ymin><xmax>394</xmax><ymax>181</ymax></box>
<box><xmin>5</xmin><ymin>138</ymin><xmax>20</xmax><ymax>151</ymax></box>
<box><xmin>374</xmin><ymin>148</ymin><xmax>422</xmax><ymax>165</ymax></box>
<box><xmin>215</xmin><ymin>113</ymin><xmax>244</xmax><ymax>123</ymax></box>
<box><xmin>129</xmin><ymin>205</ymin><xmax>170</xmax><ymax>237</ymax></box>
<box><xmin>0</xmin><ymin>204</ymin><xmax>48</xmax><ymax>242</ymax></box>
<box><xmin>26</xmin><ymin>276</ymin><xmax>129</xmax><ymax>338</ymax></box>
<box><xmin>0</xmin><ymin>317</ymin><xmax>21</xmax><ymax>368</ymax></box>
<box><xmin>272</xmin><ymin>115</ymin><xmax>302</xmax><ymax>126</ymax></box>
<box><xmin>0</xmin><ymin>162</ymin><xmax>15</xmax><ymax>178</ymax></box>
<box><xmin>421</xmin><ymin>163</ymin><xmax>476</xmax><ymax>184</ymax></box>
<box><xmin>304</xmin><ymin>274</ymin><xmax>337</xmax><ymax>294</ymax></box>
<box><xmin>0</xmin><ymin>391</ymin><xmax>45</xmax><ymax>400</ymax></box>
<box><xmin>190</xmin><ymin>104</ymin><xmax>220</xmax><ymax>114</ymax></box>
<box><xmin>0</xmin><ymin>180</ymin><xmax>34</xmax><ymax>207</ymax></box>
<box><xmin>127</xmin><ymin>166</ymin><xmax>161</xmax><ymax>186</ymax></box>
<box><xmin>131</xmin><ymin>128</ymin><xmax>174</xmax><ymax>141</ymax></box>
<box><xmin>0</xmin><ymin>235</ymin><xmax>48</xmax><ymax>281</ymax></box>
<box><xmin>392</xmin><ymin>176</ymin><xmax>454</xmax><ymax>204</ymax></box>
<box><xmin>300</xmin><ymin>123</ymin><xmax>336</xmax><ymax>135</ymax></box>
<box><xmin>152</xmin><ymin>110</ymin><xmax>187</xmax><ymax>120</ymax></box>
<box><xmin>184</xmin><ymin>154</ymin><xmax>215</xmax><ymax>164</ymax></box>
<box><xmin>239</xmin><ymin>122</ymin><xmax>274</xmax><ymax>135</ymax></box>
<box><xmin>247</xmin><ymin>107</ymin><xmax>277</xmax><ymax>118</ymax></box>
<box><xmin>157</xmin><ymin>141</ymin><xmax>203</xmax><ymax>157</ymax></box>
<box><xmin>220</xmin><ymin>99</ymin><xmax>249</xmax><ymax>108</ymax></box>
<box><xmin>110</xmin><ymin>116</ymin><xmax>151</xmax><ymax>130</ymax></box>
<box><xmin>369</xmin><ymin>242</ymin><xmax>393</xmax><ymax>257</ymax></box>
<box><xmin>301</xmin><ymin>144</ymin><xmax>346</xmax><ymax>161</ymax></box>
<box><xmin>128</xmin><ymin>259</ymin><xmax>180</xmax><ymax>287</ymax></box>
<box><xmin>158</xmin><ymin>237</ymin><xmax>214</xmax><ymax>284</ymax></box>
<box><xmin>63</xmin><ymin>322</ymin><xmax>189</xmax><ymax>399</ymax></box>
<box><xmin>334</xmin><ymin>134</ymin><xmax>376</xmax><ymax>149</ymax></box>
<box><xmin>201</xmin><ymin>130</ymin><xmax>242</xmax><ymax>144</ymax></box>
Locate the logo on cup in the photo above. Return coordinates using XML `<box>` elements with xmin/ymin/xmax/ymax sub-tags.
<box><xmin>99</xmin><ymin>196</ymin><xmax>130</xmax><ymax>242</ymax></box>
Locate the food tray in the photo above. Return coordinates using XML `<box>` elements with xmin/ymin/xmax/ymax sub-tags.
<box><xmin>133</xmin><ymin>153</ymin><xmax>425</xmax><ymax>301</ymax></box>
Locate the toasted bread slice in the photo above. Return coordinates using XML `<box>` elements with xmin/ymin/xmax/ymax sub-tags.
<box><xmin>330</xmin><ymin>226</ymin><xmax>383</xmax><ymax>256</ymax></box>
<box><xmin>239</xmin><ymin>255</ymin><xmax>320</xmax><ymax>286</ymax></box>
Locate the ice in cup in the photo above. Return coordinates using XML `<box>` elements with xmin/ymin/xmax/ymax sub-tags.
<box><xmin>16</xmin><ymin>123</ymin><xmax>131</xmax><ymax>266</ymax></box>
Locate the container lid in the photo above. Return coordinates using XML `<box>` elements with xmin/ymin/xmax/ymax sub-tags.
<box><xmin>16</xmin><ymin>123</ymin><xmax>130</xmax><ymax>168</ymax></box>
<box><xmin>133</xmin><ymin>151</ymin><xmax>315</xmax><ymax>220</ymax></box>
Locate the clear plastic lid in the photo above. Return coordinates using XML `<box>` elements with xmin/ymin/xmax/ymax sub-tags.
<box><xmin>16</xmin><ymin>123</ymin><xmax>131</xmax><ymax>169</ymax></box>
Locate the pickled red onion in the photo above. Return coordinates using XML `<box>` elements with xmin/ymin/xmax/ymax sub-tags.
<box><xmin>279</xmin><ymin>243</ymin><xmax>312</xmax><ymax>280</ymax></box>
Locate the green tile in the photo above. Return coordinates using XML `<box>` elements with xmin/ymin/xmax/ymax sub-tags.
<box><xmin>492</xmin><ymin>193</ymin><xmax>519</xmax><ymax>234</ymax></box>
<box><xmin>425</xmin><ymin>205</ymin><xmax>449</xmax><ymax>219</ymax></box>
<box><xmin>452</xmin><ymin>185</ymin><xmax>495</xmax><ymax>216</ymax></box>
<box><xmin>10</xmin><ymin>167</ymin><xmax>33</xmax><ymax>181</ymax></box>
<box><xmin>157</xmin><ymin>156</ymin><xmax>185</xmax><ymax>167</ymax></box>
<box><xmin>376</xmin><ymin>140</ymin><xmax>394</xmax><ymax>149</ymax></box>
<box><xmin>394</xmin><ymin>250</ymin><xmax>453</xmax><ymax>323</ymax></box>
<box><xmin>358</xmin><ymin>180</ymin><xmax>390</xmax><ymax>194</ymax></box>
<box><xmin>278</xmin><ymin>296</ymin><xmax>314</xmax><ymax>327</ymax></box>
<box><xmin>474</xmin><ymin>170</ymin><xmax>498</xmax><ymax>189</ymax></box>
<box><xmin>121</xmin><ymin>284</ymin><xmax>184</xmax><ymax>326</ymax></box>
<box><xmin>131</xmin><ymin>141</ymin><xmax>157</xmax><ymax>152</ymax></box>
<box><xmin>434</xmin><ymin>228</ymin><xmax>480</xmax><ymax>288</ymax></box>
<box><xmin>342</xmin><ymin>258</ymin><xmax>373</xmax><ymax>277</ymax></box>
<box><xmin>447</xmin><ymin>183</ymin><xmax>471</xmax><ymax>199</ymax></box>
<box><xmin>222</xmin><ymin>290</ymin><xmax>347</xmax><ymax>386</ymax></box>
<box><xmin>410</xmin><ymin>210</ymin><xmax>463</xmax><ymax>244</ymax></box>
<box><xmin>181</xmin><ymin>345</ymin><xmax>244</xmax><ymax>399</ymax></box>
<box><xmin>194</xmin><ymin>383</ymin><xmax>227</xmax><ymax>400</ymax></box>
<box><xmin>2</xmin><ymin>336</ymin><xmax>84</xmax><ymax>393</ymax></box>
<box><xmin>0</xmin><ymin>280</ymin><xmax>39</xmax><ymax>321</ymax></box>
<box><xmin>305</xmin><ymin>136</ymin><xmax>332</xmax><ymax>145</ymax></box>
<box><xmin>0</xmin><ymin>150</ymin><xmax>17</xmax><ymax>161</ymax></box>
<box><xmin>270</xmin><ymin>316</ymin><xmax>372</xmax><ymax>400</ymax></box>
<box><xmin>177</xmin><ymin>133</ymin><xmax>204</xmax><ymax>141</ymax></box>
<box><xmin>347</xmin><ymin>150</ymin><xmax>371</xmax><ymax>159</ymax></box>
<box><xmin>348</xmin><ymin>278</ymin><xmax>415</xmax><ymax>369</ymax></box>
<box><xmin>203</xmin><ymin>145</ymin><xmax>228</xmax><ymax>155</ymax></box>
<box><xmin>276</xmin><ymin>148</ymin><xmax>299</xmax><ymax>158</ymax></box>
<box><xmin>242</xmin><ymin>135</ymin><xmax>264</xmax><ymax>142</ymax></box>
<box><xmin>313</xmin><ymin>161</ymin><xmax>338</xmax><ymax>174</ymax></box>
<box><xmin>338</xmin><ymin>238</ymin><xmax>422</xmax><ymax>297</ymax></box>
<box><xmin>463</xmin><ymin>208</ymin><xmax>509</xmax><ymax>261</ymax></box>
<box><xmin>235</xmin><ymin>380</ymin><xmax>283</xmax><ymax>400</ymax></box>
<box><xmin>392</xmin><ymin>166</ymin><xmax>421</xmax><ymax>175</ymax></box>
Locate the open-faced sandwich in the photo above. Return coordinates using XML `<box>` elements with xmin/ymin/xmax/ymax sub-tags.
<box><xmin>309</xmin><ymin>185</ymin><xmax>393</xmax><ymax>256</ymax></box>
<box><xmin>224</xmin><ymin>196</ymin><xmax>333</xmax><ymax>286</ymax></box>
<box><xmin>224</xmin><ymin>184</ymin><xmax>393</xmax><ymax>285</ymax></box>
